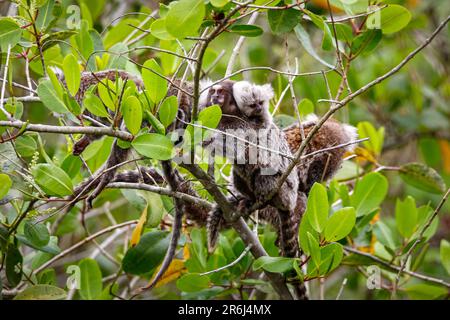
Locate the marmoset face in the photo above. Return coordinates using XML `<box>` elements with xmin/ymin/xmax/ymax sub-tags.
<box><xmin>208</xmin><ymin>85</ymin><xmax>229</xmax><ymax>105</ymax></box>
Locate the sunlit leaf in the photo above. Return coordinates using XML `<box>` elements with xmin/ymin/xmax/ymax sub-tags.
<box><xmin>31</xmin><ymin>163</ymin><xmax>74</xmax><ymax>197</ymax></box>
<box><xmin>14</xmin><ymin>285</ymin><xmax>67</xmax><ymax>300</ymax></box>
<box><xmin>165</xmin><ymin>0</ymin><xmax>205</xmax><ymax>39</ymax></box>
<box><xmin>132</xmin><ymin>133</ymin><xmax>174</xmax><ymax>160</ymax></box>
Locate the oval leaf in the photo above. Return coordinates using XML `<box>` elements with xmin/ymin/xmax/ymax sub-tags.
<box><xmin>31</xmin><ymin>163</ymin><xmax>74</xmax><ymax>197</ymax></box>
<box><xmin>350</xmin><ymin>172</ymin><xmax>388</xmax><ymax>217</ymax></box>
<box><xmin>0</xmin><ymin>173</ymin><xmax>12</xmax><ymax>199</ymax></box>
<box><xmin>37</xmin><ymin>79</ymin><xmax>69</xmax><ymax>114</ymax></box>
<box><xmin>122</xmin><ymin>231</ymin><xmax>170</xmax><ymax>275</ymax></box>
<box><xmin>15</xmin><ymin>135</ymin><xmax>37</xmax><ymax>157</ymax></box>
<box><xmin>253</xmin><ymin>256</ymin><xmax>295</xmax><ymax>273</ymax></box>
<box><xmin>83</xmin><ymin>92</ymin><xmax>110</xmax><ymax>118</ymax></box>
<box><xmin>395</xmin><ymin>196</ymin><xmax>418</xmax><ymax>239</ymax></box>
<box><xmin>62</xmin><ymin>53</ymin><xmax>81</xmax><ymax>96</ymax></box>
<box><xmin>371</xmin><ymin>4</ymin><xmax>411</xmax><ymax>34</ymax></box>
<box><xmin>176</xmin><ymin>273</ymin><xmax>210</xmax><ymax>292</ymax></box>
<box><xmin>132</xmin><ymin>133</ymin><xmax>174</xmax><ymax>160</ymax></box>
<box><xmin>122</xmin><ymin>96</ymin><xmax>142</xmax><ymax>135</ymax></box>
<box><xmin>24</xmin><ymin>220</ymin><xmax>50</xmax><ymax>248</ymax></box>
<box><xmin>165</xmin><ymin>0</ymin><xmax>205</xmax><ymax>39</ymax></box>
<box><xmin>229</xmin><ymin>24</ymin><xmax>263</xmax><ymax>37</ymax></box>
<box><xmin>305</xmin><ymin>183</ymin><xmax>329</xmax><ymax>233</ymax></box>
<box><xmin>158</xmin><ymin>96</ymin><xmax>178</xmax><ymax>128</ymax></box>
<box><xmin>142</xmin><ymin>59</ymin><xmax>168</xmax><ymax>104</ymax></box>
<box><xmin>324</xmin><ymin>207</ymin><xmax>356</xmax><ymax>242</ymax></box>
<box><xmin>268</xmin><ymin>7</ymin><xmax>301</xmax><ymax>34</ymax></box>
<box><xmin>79</xmin><ymin>258</ymin><xmax>103</xmax><ymax>300</ymax></box>
<box><xmin>14</xmin><ymin>285</ymin><xmax>67</xmax><ymax>300</ymax></box>
<box><xmin>399</xmin><ymin>163</ymin><xmax>446</xmax><ymax>194</ymax></box>
<box><xmin>0</xmin><ymin>18</ymin><xmax>22</xmax><ymax>51</ymax></box>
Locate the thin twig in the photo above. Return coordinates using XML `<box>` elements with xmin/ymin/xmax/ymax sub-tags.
<box><xmin>200</xmin><ymin>245</ymin><xmax>252</xmax><ymax>276</ymax></box>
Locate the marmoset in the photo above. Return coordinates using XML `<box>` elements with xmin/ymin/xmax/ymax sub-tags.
<box><xmin>205</xmin><ymin>81</ymin><xmax>301</xmax><ymax>260</ymax></box>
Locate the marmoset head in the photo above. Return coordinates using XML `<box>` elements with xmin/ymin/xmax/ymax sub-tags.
<box><xmin>232</xmin><ymin>81</ymin><xmax>274</xmax><ymax>119</ymax></box>
<box><xmin>205</xmin><ymin>80</ymin><xmax>239</xmax><ymax>115</ymax></box>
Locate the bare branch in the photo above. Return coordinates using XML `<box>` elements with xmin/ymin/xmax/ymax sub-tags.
<box><xmin>0</xmin><ymin>120</ymin><xmax>134</xmax><ymax>141</ymax></box>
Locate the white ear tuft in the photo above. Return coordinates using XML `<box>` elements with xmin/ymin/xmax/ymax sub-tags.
<box><xmin>260</xmin><ymin>84</ymin><xmax>274</xmax><ymax>100</ymax></box>
<box><xmin>233</xmin><ymin>81</ymin><xmax>253</xmax><ymax>108</ymax></box>
<box><xmin>343</xmin><ymin>124</ymin><xmax>359</xmax><ymax>151</ymax></box>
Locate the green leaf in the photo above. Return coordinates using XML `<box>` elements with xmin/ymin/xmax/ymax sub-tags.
<box><xmin>395</xmin><ymin>196</ymin><xmax>418</xmax><ymax>239</ymax></box>
<box><xmin>142</xmin><ymin>59</ymin><xmax>168</xmax><ymax>104</ymax></box>
<box><xmin>440</xmin><ymin>240</ymin><xmax>450</xmax><ymax>275</ymax></box>
<box><xmin>307</xmin><ymin>232</ymin><xmax>321</xmax><ymax>268</ymax></box>
<box><xmin>297</xmin><ymin>98</ymin><xmax>314</xmax><ymax>117</ymax></box>
<box><xmin>253</xmin><ymin>256</ymin><xmax>296</xmax><ymax>273</ymax></box>
<box><xmin>24</xmin><ymin>220</ymin><xmax>50</xmax><ymax>248</ymax></box>
<box><xmin>0</xmin><ymin>173</ymin><xmax>12</xmax><ymax>199</ymax></box>
<box><xmin>150</xmin><ymin>19</ymin><xmax>175</xmax><ymax>41</ymax></box>
<box><xmin>0</xmin><ymin>18</ymin><xmax>22</xmax><ymax>51</ymax></box>
<box><xmin>79</xmin><ymin>258</ymin><xmax>103</xmax><ymax>300</ymax></box>
<box><xmin>357</xmin><ymin>121</ymin><xmax>384</xmax><ymax>155</ymax></box>
<box><xmin>6</xmin><ymin>245</ymin><xmax>22</xmax><ymax>287</ymax></box>
<box><xmin>132</xmin><ymin>133</ymin><xmax>174</xmax><ymax>160</ymax></box>
<box><xmin>399</xmin><ymin>163</ymin><xmax>446</xmax><ymax>194</ymax></box>
<box><xmin>31</xmin><ymin>163</ymin><xmax>74</xmax><ymax>197</ymax></box>
<box><xmin>14</xmin><ymin>285</ymin><xmax>67</xmax><ymax>300</ymax></box>
<box><xmin>351</xmin><ymin>29</ymin><xmax>382</xmax><ymax>56</ymax></box>
<box><xmin>176</xmin><ymin>273</ymin><xmax>210</xmax><ymax>292</ymax></box>
<box><xmin>198</xmin><ymin>104</ymin><xmax>222</xmax><ymax>129</ymax></box>
<box><xmin>97</xmin><ymin>79</ymin><xmax>117</xmax><ymax>111</ymax></box>
<box><xmin>83</xmin><ymin>92</ymin><xmax>110</xmax><ymax>118</ymax></box>
<box><xmin>158</xmin><ymin>96</ymin><xmax>178</xmax><ymax>128</ymax></box>
<box><xmin>61</xmin><ymin>154</ymin><xmax>82</xmax><ymax>179</ymax></box>
<box><xmin>268</xmin><ymin>6</ymin><xmax>301</xmax><ymax>34</ymax></box>
<box><xmin>16</xmin><ymin>235</ymin><xmax>61</xmax><ymax>255</ymax></box>
<box><xmin>324</xmin><ymin>207</ymin><xmax>356</xmax><ymax>242</ymax></box>
<box><xmin>369</xmin><ymin>4</ymin><xmax>411</xmax><ymax>34</ymax></box>
<box><xmin>62</xmin><ymin>54</ymin><xmax>80</xmax><ymax>96</ymax></box>
<box><xmin>294</xmin><ymin>24</ymin><xmax>334</xmax><ymax>69</ymax></box>
<box><xmin>15</xmin><ymin>135</ymin><xmax>37</xmax><ymax>157</ymax></box>
<box><xmin>210</xmin><ymin>0</ymin><xmax>229</xmax><ymax>8</ymax></box>
<box><xmin>63</xmin><ymin>92</ymin><xmax>82</xmax><ymax>115</ymax></box>
<box><xmin>228</xmin><ymin>25</ymin><xmax>263</xmax><ymax>37</ymax></box>
<box><xmin>305</xmin><ymin>183</ymin><xmax>329</xmax><ymax>233</ymax></box>
<box><xmin>405</xmin><ymin>284</ymin><xmax>447</xmax><ymax>300</ymax></box>
<box><xmin>46</xmin><ymin>66</ymin><xmax>64</xmax><ymax>98</ymax></box>
<box><xmin>318</xmin><ymin>243</ymin><xmax>343</xmax><ymax>275</ymax></box>
<box><xmin>122</xmin><ymin>96</ymin><xmax>142</xmax><ymax>135</ymax></box>
<box><xmin>299</xmin><ymin>211</ymin><xmax>318</xmax><ymax>255</ymax></box>
<box><xmin>350</xmin><ymin>172</ymin><xmax>388</xmax><ymax>217</ymax></box>
<box><xmin>166</xmin><ymin>0</ymin><xmax>205</xmax><ymax>39</ymax></box>
<box><xmin>373</xmin><ymin>221</ymin><xmax>396</xmax><ymax>250</ymax></box>
<box><xmin>122</xmin><ymin>231</ymin><xmax>170</xmax><ymax>275</ymax></box>
<box><xmin>146</xmin><ymin>110</ymin><xmax>165</xmax><ymax>135</ymax></box>
<box><xmin>74</xmin><ymin>19</ymin><xmax>94</xmax><ymax>59</ymax></box>
<box><xmin>37</xmin><ymin>79</ymin><xmax>69</xmax><ymax>114</ymax></box>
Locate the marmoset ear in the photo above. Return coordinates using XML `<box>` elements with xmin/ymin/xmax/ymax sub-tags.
<box><xmin>232</xmin><ymin>81</ymin><xmax>253</xmax><ymax>108</ymax></box>
<box><xmin>260</xmin><ymin>83</ymin><xmax>274</xmax><ymax>100</ymax></box>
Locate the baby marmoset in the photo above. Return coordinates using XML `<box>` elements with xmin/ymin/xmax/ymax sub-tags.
<box><xmin>284</xmin><ymin>115</ymin><xmax>358</xmax><ymax>193</ymax></box>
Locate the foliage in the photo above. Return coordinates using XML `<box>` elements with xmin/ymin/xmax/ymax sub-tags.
<box><xmin>0</xmin><ymin>0</ymin><xmax>449</xmax><ymax>301</ymax></box>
